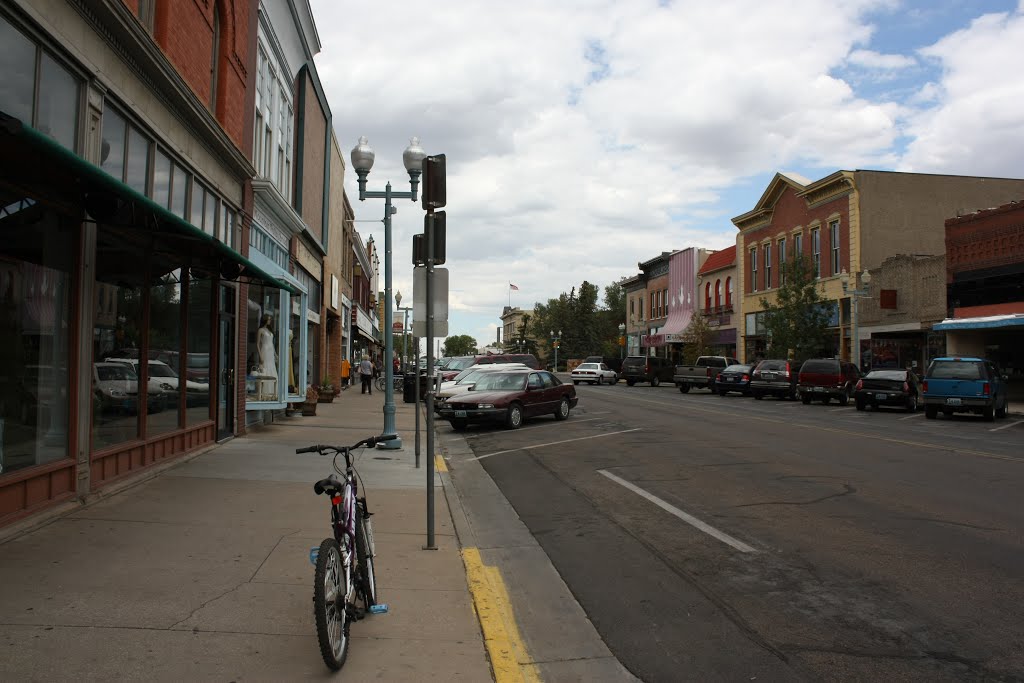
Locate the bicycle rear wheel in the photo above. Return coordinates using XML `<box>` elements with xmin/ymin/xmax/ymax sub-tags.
<box><xmin>313</xmin><ymin>538</ymin><xmax>351</xmax><ymax>670</ymax></box>
<box><xmin>374</xmin><ymin>376</ymin><xmax>385</xmax><ymax>392</ymax></box>
<box><xmin>354</xmin><ymin>502</ymin><xmax>377</xmax><ymax>607</ymax></box>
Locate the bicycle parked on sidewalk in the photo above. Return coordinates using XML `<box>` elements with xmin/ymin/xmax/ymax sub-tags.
<box><xmin>297</xmin><ymin>434</ymin><xmax>394</xmax><ymax>670</ymax></box>
<box><xmin>374</xmin><ymin>372</ymin><xmax>404</xmax><ymax>392</ymax></box>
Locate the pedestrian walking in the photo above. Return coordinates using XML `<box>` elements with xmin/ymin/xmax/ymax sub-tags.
<box><xmin>359</xmin><ymin>355</ymin><xmax>374</xmax><ymax>394</ymax></box>
<box><xmin>341</xmin><ymin>358</ymin><xmax>351</xmax><ymax>390</ymax></box>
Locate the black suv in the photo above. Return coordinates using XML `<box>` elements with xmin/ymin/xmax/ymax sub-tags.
<box><xmin>749</xmin><ymin>359</ymin><xmax>799</xmax><ymax>400</ymax></box>
<box><xmin>621</xmin><ymin>355</ymin><xmax>674</xmax><ymax>386</ymax></box>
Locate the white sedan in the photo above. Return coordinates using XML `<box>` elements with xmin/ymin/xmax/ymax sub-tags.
<box><xmin>570</xmin><ymin>362</ymin><xmax>617</xmax><ymax>385</ymax></box>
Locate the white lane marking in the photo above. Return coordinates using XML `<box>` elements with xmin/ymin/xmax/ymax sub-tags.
<box><xmin>462</xmin><ymin>416</ymin><xmax>605</xmax><ymax>438</ymax></box>
<box><xmin>989</xmin><ymin>420</ymin><xmax>1024</xmax><ymax>433</ymax></box>
<box><xmin>469</xmin><ymin>428</ymin><xmax>642</xmax><ymax>461</ymax></box>
<box><xmin>899</xmin><ymin>412</ymin><xmax>926</xmax><ymax>420</ymax></box>
<box><xmin>598</xmin><ymin>469</ymin><xmax>757</xmax><ymax>554</ymax></box>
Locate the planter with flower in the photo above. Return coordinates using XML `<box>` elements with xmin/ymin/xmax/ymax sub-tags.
<box><xmin>302</xmin><ymin>385</ymin><xmax>319</xmax><ymax>416</ymax></box>
<box><xmin>317</xmin><ymin>381</ymin><xmax>337</xmax><ymax>403</ymax></box>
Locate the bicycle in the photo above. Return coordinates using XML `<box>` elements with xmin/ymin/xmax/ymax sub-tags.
<box><xmin>297</xmin><ymin>434</ymin><xmax>395</xmax><ymax>670</ymax></box>
<box><xmin>374</xmin><ymin>372</ymin><xmax>405</xmax><ymax>392</ymax></box>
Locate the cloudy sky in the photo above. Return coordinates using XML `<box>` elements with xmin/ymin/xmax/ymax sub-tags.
<box><xmin>308</xmin><ymin>0</ymin><xmax>1024</xmax><ymax>352</ymax></box>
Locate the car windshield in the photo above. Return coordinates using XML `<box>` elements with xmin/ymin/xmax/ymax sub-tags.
<box><xmin>928</xmin><ymin>360</ymin><xmax>983</xmax><ymax>380</ymax></box>
<box><xmin>97</xmin><ymin>365</ymin><xmax>137</xmax><ymax>381</ymax></box>
<box><xmin>446</xmin><ymin>358</ymin><xmax>474</xmax><ymax>371</ymax></box>
<box><xmin>453</xmin><ymin>368</ymin><xmax>481</xmax><ymax>382</ymax></box>
<box><xmin>724</xmin><ymin>365</ymin><xmax>751</xmax><ymax>372</ymax></box>
<box><xmin>473</xmin><ymin>373</ymin><xmax>527</xmax><ymax>392</ymax></box>
<box><xmin>865</xmin><ymin>370</ymin><xmax>908</xmax><ymax>381</ymax></box>
<box><xmin>576</xmin><ymin>363</ymin><xmax>599</xmax><ymax>370</ymax></box>
<box><xmin>148</xmin><ymin>363</ymin><xmax>178</xmax><ymax>378</ymax></box>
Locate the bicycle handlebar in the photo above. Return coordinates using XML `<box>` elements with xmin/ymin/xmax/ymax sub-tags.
<box><xmin>295</xmin><ymin>433</ymin><xmax>399</xmax><ymax>455</ymax></box>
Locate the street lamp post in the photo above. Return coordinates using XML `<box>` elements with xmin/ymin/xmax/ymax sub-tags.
<box><xmin>840</xmin><ymin>268</ymin><xmax>872</xmax><ymax>371</ymax></box>
<box><xmin>618</xmin><ymin>322</ymin><xmax>626</xmax><ymax>359</ymax></box>
<box><xmin>550</xmin><ymin>329</ymin><xmax>562</xmax><ymax>372</ymax></box>
<box><xmin>350</xmin><ymin>135</ymin><xmax>426</xmax><ymax>450</ymax></box>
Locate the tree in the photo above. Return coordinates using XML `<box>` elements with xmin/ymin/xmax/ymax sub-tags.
<box><xmin>443</xmin><ymin>335</ymin><xmax>478</xmax><ymax>357</ymax></box>
<box><xmin>680</xmin><ymin>313</ymin><xmax>714</xmax><ymax>364</ymax></box>
<box><xmin>759</xmin><ymin>253</ymin><xmax>831</xmax><ymax>363</ymax></box>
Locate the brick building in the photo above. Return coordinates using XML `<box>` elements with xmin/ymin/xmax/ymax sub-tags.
<box><xmin>697</xmin><ymin>246</ymin><xmax>738</xmax><ymax>358</ymax></box>
<box><xmin>638</xmin><ymin>252</ymin><xmax>671</xmax><ymax>358</ymax></box>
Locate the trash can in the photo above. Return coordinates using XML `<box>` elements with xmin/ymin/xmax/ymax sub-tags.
<box><xmin>402</xmin><ymin>373</ymin><xmax>416</xmax><ymax>403</ymax></box>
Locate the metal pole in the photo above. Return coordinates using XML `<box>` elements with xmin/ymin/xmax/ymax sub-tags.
<box><xmin>424</xmin><ymin>211</ymin><xmax>437</xmax><ymax>550</ymax></box>
<box><xmin>380</xmin><ymin>182</ymin><xmax>401</xmax><ymax>449</ymax></box>
<box><xmin>414</xmin><ymin>338</ymin><xmax>420</xmax><ymax>468</ymax></box>
<box><xmin>851</xmin><ymin>293</ymin><xmax>859</xmax><ymax>370</ymax></box>
<box><xmin>402</xmin><ymin>308</ymin><xmax>409</xmax><ymax>371</ymax></box>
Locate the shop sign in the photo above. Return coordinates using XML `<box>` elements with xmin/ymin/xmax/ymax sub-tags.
<box><xmin>642</xmin><ymin>333</ymin><xmax>666</xmax><ymax>347</ymax></box>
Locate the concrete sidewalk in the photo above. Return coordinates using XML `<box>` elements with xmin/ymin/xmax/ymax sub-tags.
<box><xmin>0</xmin><ymin>387</ymin><xmax>494</xmax><ymax>681</ymax></box>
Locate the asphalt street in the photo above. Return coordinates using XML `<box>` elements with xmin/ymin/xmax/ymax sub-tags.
<box><xmin>450</xmin><ymin>382</ymin><xmax>1024</xmax><ymax>682</ymax></box>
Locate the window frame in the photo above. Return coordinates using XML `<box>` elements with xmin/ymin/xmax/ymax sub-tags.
<box><xmin>750</xmin><ymin>246</ymin><xmax>758</xmax><ymax>292</ymax></box>
<box><xmin>811</xmin><ymin>227</ymin><xmax>821</xmax><ymax>278</ymax></box>
<box><xmin>829</xmin><ymin>219</ymin><xmax>841</xmax><ymax>276</ymax></box>
<box><xmin>764</xmin><ymin>242</ymin><xmax>772</xmax><ymax>290</ymax></box>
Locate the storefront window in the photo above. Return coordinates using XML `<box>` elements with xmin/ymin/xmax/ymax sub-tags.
<box><xmin>0</xmin><ymin>208</ymin><xmax>73</xmax><ymax>475</ymax></box>
<box><xmin>100</xmin><ymin>109</ymin><xmax>126</xmax><ymax>180</ymax></box>
<box><xmin>185</xmin><ymin>277</ymin><xmax>212</xmax><ymax>424</ymax></box>
<box><xmin>146</xmin><ymin>270</ymin><xmax>182</xmax><ymax>437</ymax></box>
<box><xmin>289</xmin><ymin>305</ymin><xmax>303</xmax><ymax>396</ymax></box>
<box><xmin>246</xmin><ymin>285</ymin><xmax>282</xmax><ymax>402</ymax></box>
<box><xmin>125</xmin><ymin>124</ymin><xmax>149</xmax><ymax>195</ymax></box>
<box><xmin>0</xmin><ymin>17</ymin><xmax>35</xmax><ymax>123</ymax></box>
<box><xmin>92</xmin><ymin>282</ymin><xmax>143</xmax><ymax>450</ymax></box>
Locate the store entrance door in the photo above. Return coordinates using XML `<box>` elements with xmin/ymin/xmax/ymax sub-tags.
<box><xmin>217</xmin><ymin>285</ymin><xmax>236</xmax><ymax>440</ymax></box>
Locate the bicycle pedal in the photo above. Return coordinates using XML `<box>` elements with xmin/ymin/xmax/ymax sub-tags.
<box><xmin>309</xmin><ymin>547</ymin><xmax>319</xmax><ymax>565</ymax></box>
<box><xmin>368</xmin><ymin>604</ymin><xmax>389</xmax><ymax>615</ymax></box>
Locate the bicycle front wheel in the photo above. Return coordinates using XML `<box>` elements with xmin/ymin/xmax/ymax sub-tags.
<box><xmin>354</xmin><ymin>503</ymin><xmax>377</xmax><ymax>607</ymax></box>
<box><xmin>313</xmin><ymin>537</ymin><xmax>351</xmax><ymax>670</ymax></box>
<box><xmin>374</xmin><ymin>376</ymin><xmax>385</xmax><ymax>392</ymax></box>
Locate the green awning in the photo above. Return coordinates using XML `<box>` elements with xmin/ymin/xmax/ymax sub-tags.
<box><xmin>0</xmin><ymin>113</ymin><xmax>297</xmax><ymax>295</ymax></box>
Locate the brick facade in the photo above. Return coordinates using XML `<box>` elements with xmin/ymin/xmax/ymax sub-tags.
<box><xmin>945</xmin><ymin>200</ymin><xmax>1024</xmax><ymax>280</ymax></box>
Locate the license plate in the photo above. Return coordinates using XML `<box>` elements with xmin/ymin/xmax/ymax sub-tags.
<box><xmin>813</xmin><ymin>387</ymin><xmax>825</xmax><ymax>392</ymax></box>
<box><xmin>945</xmin><ymin>398</ymin><xmax>962</xmax><ymax>406</ymax></box>
<box><xmin>763</xmin><ymin>372</ymin><xmax>776</xmax><ymax>380</ymax></box>
<box><xmin>455</xmin><ymin>410</ymin><xmax>467</xmax><ymax>417</ymax></box>
<box><xmin>875</xmin><ymin>393</ymin><xmax>887</xmax><ymax>400</ymax></box>
<box><xmin>728</xmin><ymin>377</ymin><xmax>737</xmax><ymax>382</ymax></box>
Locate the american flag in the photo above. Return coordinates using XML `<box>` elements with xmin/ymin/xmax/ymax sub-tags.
<box><xmin>509</xmin><ymin>283</ymin><xmax>519</xmax><ymax>290</ymax></box>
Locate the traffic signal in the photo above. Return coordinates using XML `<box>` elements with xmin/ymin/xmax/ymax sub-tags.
<box><xmin>421</xmin><ymin>154</ymin><xmax>446</xmax><ymax>210</ymax></box>
<box><xmin>412</xmin><ymin>211</ymin><xmax>446</xmax><ymax>265</ymax></box>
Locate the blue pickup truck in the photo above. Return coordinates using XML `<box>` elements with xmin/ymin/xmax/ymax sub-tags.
<box><xmin>921</xmin><ymin>356</ymin><xmax>1009</xmax><ymax>421</ymax></box>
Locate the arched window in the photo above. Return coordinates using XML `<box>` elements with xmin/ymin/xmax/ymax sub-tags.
<box><xmin>715</xmin><ymin>279</ymin><xmax>722</xmax><ymax>308</ymax></box>
<box><xmin>725</xmin><ymin>277</ymin><xmax>732</xmax><ymax>307</ymax></box>
<box><xmin>704</xmin><ymin>282</ymin><xmax>711</xmax><ymax>310</ymax></box>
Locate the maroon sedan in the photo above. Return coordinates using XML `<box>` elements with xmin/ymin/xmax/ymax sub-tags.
<box><xmin>438</xmin><ymin>369</ymin><xmax>578</xmax><ymax>430</ymax></box>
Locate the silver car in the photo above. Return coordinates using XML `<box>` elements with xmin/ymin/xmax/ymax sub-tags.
<box><xmin>570</xmin><ymin>362</ymin><xmax>617</xmax><ymax>385</ymax></box>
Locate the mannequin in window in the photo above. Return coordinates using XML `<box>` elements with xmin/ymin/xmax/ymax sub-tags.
<box><xmin>257</xmin><ymin>314</ymin><xmax>277</xmax><ymax>400</ymax></box>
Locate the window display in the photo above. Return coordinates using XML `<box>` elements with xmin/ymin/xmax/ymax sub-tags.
<box><xmin>246</xmin><ymin>285</ymin><xmax>282</xmax><ymax>403</ymax></box>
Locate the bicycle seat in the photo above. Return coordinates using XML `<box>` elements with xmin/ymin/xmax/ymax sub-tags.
<box><xmin>314</xmin><ymin>475</ymin><xmax>343</xmax><ymax>496</ymax></box>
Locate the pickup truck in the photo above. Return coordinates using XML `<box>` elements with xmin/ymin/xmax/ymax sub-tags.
<box><xmin>921</xmin><ymin>356</ymin><xmax>1009</xmax><ymax>421</ymax></box>
<box><xmin>673</xmin><ymin>356</ymin><xmax>739</xmax><ymax>393</ymax></box>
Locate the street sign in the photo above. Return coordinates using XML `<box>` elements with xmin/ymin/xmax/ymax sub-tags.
<box><xmin>412</xmin><ymin>266</ymin><xmax>449</xmax><ymax>337</ymax></box>
<box><xmin>392</xmin><ymin>321</ymin><xmax>404</xmax><ymax>333</ymax></box>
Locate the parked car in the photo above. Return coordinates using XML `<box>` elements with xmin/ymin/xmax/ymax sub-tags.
<box><xmin>93</xmin><ymin>362</ymin><xmax>165</xmax><ymax>413</ymax></box>
<box><xmin>584</xmin><ymin>356</ymin><xmax>624</xmax><ymax>381</ymax></box>
<box><xmin>854</xmin><ymin>369</ymin><xmax>921</xmax><ymax>412</ymax></box>
<box><xmin>673</xmin><ymin>356</ymin><xmax>740</xmax><ymax>393</ymax></box>
<box><xmin>621</xmin><ymin>355</ymin><xmax>675</xmax><ymax>386</ymax></box>
<box><xmin>570</xmin><ymin>362</ymin><xmax>618</xmax><ymax>385</ymax></box>
<box><xmin>797</xmin><ymin>358</ymin><xmax>861</xmax><ymax>405</ymax></box>
<box><xmin>438</xmin><ymin>369</ymin><xmax>577</xmax><ymax>430</ymax></box>
<box><xmin>749</xmin><ymin>359</ymin><xmax>798</xmax><ymax>400</ymax></box>
<box><xmin>439</xmin><ymin>353</ymin><xmax>540</xmax><ymax>381</ymax></box>
<box><xmin>921</xmin><ymin>357</ymin><xmax>1009</xmax><ymax>421</ymax></box>
<box><xmin>714</xmin><ymin>364</ymin><xmax>753</xmax><ymax>396</ymax></box>
<box><xmin>106</xmin><ymin>358</ymin><xmax>209</xmax><ymax>406</ymax></box>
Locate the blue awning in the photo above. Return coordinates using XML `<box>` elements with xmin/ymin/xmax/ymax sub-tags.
<box><xmin>933</xmin><ymin>314</ymin><xmax>1024</xmax><ymax>331</ymax></box>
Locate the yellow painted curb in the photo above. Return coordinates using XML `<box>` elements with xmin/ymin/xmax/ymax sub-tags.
<box><xmin>462</xmin><ymin>547</ymin><xmax>541</xmax><ymax>683</ymax></box>
<box><xmin>434</xmin><ymin>453</ymin><xmax>448</xmax><ymax>472</ymax></box>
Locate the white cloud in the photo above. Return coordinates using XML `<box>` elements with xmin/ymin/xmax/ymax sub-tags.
<box><xmin>308</xmin><ymin>0</ymin><xmax>1021</xmax><ymax>348</ymax></box>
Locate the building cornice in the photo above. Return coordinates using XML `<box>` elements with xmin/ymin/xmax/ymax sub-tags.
<box><xmin>797</xmin><ymin>171</ymin><xmax>854</xmax><ymax>209</ymax></box>
<box><xmin>253</xmin><ymin>178</ymin><xmax>307</xmax><ymax>238</ymax></box>
<box><xmin>71</xmin><ymin>0</ymin><xmax>256</xmax><ymax>181</ymax></box>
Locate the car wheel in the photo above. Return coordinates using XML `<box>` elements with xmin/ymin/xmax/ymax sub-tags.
<box><xmin>820</xmin><ymin>396</ymin><xmax>830</xmax><ymax>405</ymax></box>
<box><xmin>801</xmin><ymin>394</ymin><xmax>812</xmax><ymax>405</ymax></box>
<box><xmin>505</xmin><ymin>403</ymin><xmax>524</xmax><ymax>429</ymax></box>
<box><xmin>983</xmin><ymin>405</ymin><xmax>995</xmax><ymax>422</ymax></box>
<box><xmin>995</xmin><ymin>397</ymin><xmax>1007</xmax><ymax>418</ymax></box>
<box><xmin>838</xmin><ymin>390</ymin><xmax>850</xmax><ymax>406</ymax></box>
<box><xmin>925</xmin><ymin>405</ymin><xmax>937</xmax><ymax>419</ymax></box>
<box><xmin>753</xmin><ymin>392</ymin><xmax>763</xmax><ymax>400</ymax></box>
<box><xmin>627</xmin><ymin>379</ymin><xmax>636</xmax><ymax>387</ymax></box>
<box><xmin>855</xmin><ymin>399</ymin><xmax>865</xmax><ymax>411</ymax></box>
<box><xmin>718</xmin><ymin>389</ymin><xmax>727</xmax><ymax>396</ymax></box>
<box><xmin>651</xmin><ymin>375</ymin><xmax>660</xmax><ymax>387</ymax></box>
<box><xmin>905</xmin><ymin>395</ymin><xmax>918</xmax><ymax>413</ymax></box>
<box><xmin>573</xmin><ymin>380</ymin><xmax>579</xmax><ymax>385</ymax></box>
<box><xmin>554</xmin><ymin>397</ymin><xmax>570</xmax><ymax>421</ymax></box>
<box><xmin>450</xmin><ymin>419</ymin><xmax>468</xmax><ymax>431</ymax></box>
<box><xmin>678</xmin><ymin>384</ymin><xmax>690</xmax><ymax>394</ymax></box>
<box><xmin>590</xmin><ymin>380</ymin><xmax>597</xmax><ymax>385</ymax></box>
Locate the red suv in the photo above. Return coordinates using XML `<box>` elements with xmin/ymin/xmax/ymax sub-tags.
<box><xmin>797</xmin><ymin>358</ymin><xmax>860</xmax><ymax>405</ymax></box>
